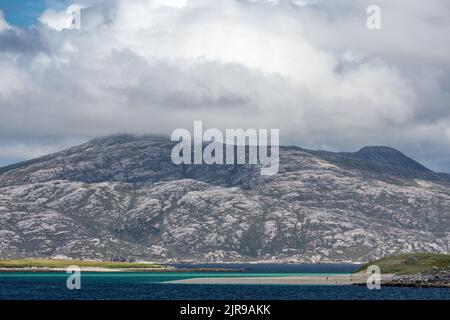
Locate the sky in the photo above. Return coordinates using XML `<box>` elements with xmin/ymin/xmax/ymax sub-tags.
<box><xmin>0</xmin><ymin>1</ymin><xmax>45</xmax><ymax>26</ymax></box>
<box><xmin>0</xmin><ymin>0</ymin><xmax>449</xmax><ymax>171</ymax></box>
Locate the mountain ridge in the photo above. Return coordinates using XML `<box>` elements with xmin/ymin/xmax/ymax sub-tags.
<box><xmin>0</xmin><ymin>134</ymin><xmax>445</xmax><ymax>185</ymax></box>
<box><xmin>0</xmin><ymin>135</ymin><xmax>448</xmax><ymax>262</ymax></box>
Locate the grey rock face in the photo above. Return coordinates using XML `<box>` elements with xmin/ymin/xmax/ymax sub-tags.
<box><xmin>0</xmin><ymin>135</ymin><xmax>449</xmax><ymax>262</ymax></box>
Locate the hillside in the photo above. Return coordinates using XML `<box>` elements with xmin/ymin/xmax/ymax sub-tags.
<box><xmin>356</xmin><ymin>253</ymin><xmax>450</xmax><ymax>275</ymax></box>
<box><xmin>0</xmin><ymin>135</ymin><xmax>449</xmax><ymax>262</ymax></box>
<box><xmin>0</xmin><ymin>258</ymin><xmax>165</xmax><ymax>270</ymax></box>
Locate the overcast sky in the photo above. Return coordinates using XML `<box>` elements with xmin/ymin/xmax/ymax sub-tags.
<box><xmin>0</xmin><ymin>0</ymin><xmax>449</xmax><ymax>171</ymax></box>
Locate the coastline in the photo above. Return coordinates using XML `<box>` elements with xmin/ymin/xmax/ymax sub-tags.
<box><xmin>0</xmin><ymin>267</ymin><xmax>166</xmax><ymax>273</ymax></box>
<box><xmin>1</xmin><ymin>256</ymin><xmax>448</xmax><ymax>289</ymax></box>
<box><xmin>381</xmin><ymin>272</ymin><xmax>450</xmax><ymax>288</ymax></box>
<box><xmin>166</xmin><ymin>274</ymin><xmax>372</xmax><ymax>286</ymax></box>
<box><xmin>1</xmin><ymin>268</ymin><xmax>448</xmax><ymax>289</ymax></box>
<box><xmin>0</xmin><ymin>267</ymin><xmax>245</xmax><ymax>273</ymax></box>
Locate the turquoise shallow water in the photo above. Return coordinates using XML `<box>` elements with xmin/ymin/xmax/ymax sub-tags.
<box><xmin>0</xmin><ymin>264</ymin><xmax>449</xmax><ymax>300</ymax></box>
<box><xmin>0</xmin><ymin>271</ymin><xmax>350</xmax><ymax>285</ymax></box>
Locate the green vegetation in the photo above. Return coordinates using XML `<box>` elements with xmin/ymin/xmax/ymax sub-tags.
<box><xmin>356</xmin><ymin>253</ymin><xmax>450</xmax><ymax>275</ymax></box>
<box><xmin>0</xmin><ymin>259</ymin><xmax>166</xmax><ymax>270</ymax></box>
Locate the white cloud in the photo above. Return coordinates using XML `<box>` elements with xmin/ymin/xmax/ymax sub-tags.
<box><xmin>0</xmin><ymin>10</ymin><xmax>11</xmax><ymax>31</ymax></box>
<box><xmin>39</xmin><ymin>5</ymin><xmax>84</xmax><ymax>31</ymax></box>
<box><xmin>0</xmin><ymin>0</ymin><xmax>450</xmax><ymax>171</ymax></box>
<box><xmin>0</xmin><ymin>140</ymin><xmax>82</xmax><ymax>162</ymax></box>
<box><xmin>159</xmin><ymin>0</ymin><xmax>189</xmax><ymax>8</ymax></box>
<box><xmin>0</xmin><ymin>145</ymin><xmax>53</xmax><ymax>162</ymax></box>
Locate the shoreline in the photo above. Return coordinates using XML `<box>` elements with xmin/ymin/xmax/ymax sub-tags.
<box><xmin>160</xmin><ymin>261</ymin><xmax>364</xmax><ymax>265</ymax></box>
<box><xmin>1</xmin><ymin>269</ymin><xmax>447</xmax><ymax>288</ymax></box>
<box><xmin>165</xmin><ymin>274</ymin><xmax>377</xmax><ymax>286</ymax></box>
<box><xmin>0</xmin><ymin>267</ymin><xmax>245</xmax><ymax>273</ymax></box>
<box><xmin>381</xmin><ymin>272</ymin><xmax>450</xmax><ymax>288</ymax></box>
<box><xmin>0</xmin><ymin>260</ymin><xmax>359</xmax><ymax>273</ymax></box>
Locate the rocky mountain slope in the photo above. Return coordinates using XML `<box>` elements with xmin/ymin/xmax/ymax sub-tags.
<box><xmin>0</xmin><ymin>135</ymin><xmax>449</xmax><ymax>262</ymax></box>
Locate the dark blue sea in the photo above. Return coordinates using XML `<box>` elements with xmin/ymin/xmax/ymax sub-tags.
<box><xmin>0</xmin><ymin>264</ymin><xmax>449</xmax><ymax>300</ymax></box>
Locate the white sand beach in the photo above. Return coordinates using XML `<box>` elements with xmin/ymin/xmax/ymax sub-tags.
<box><xmin>166</xmin><ymin>274</ymin><xmax>374</xmax><ymax>285</ymax></box>
<box><xmin>166</xmin><ymin>273</ymin><xmax>397</xmax><ymax>285</ymax></box>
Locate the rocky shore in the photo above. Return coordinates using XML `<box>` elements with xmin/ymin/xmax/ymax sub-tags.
<box><xmin>383</xmin><ymin>270</ymin><xmax>449</xmax><ymax>288</ymax></box>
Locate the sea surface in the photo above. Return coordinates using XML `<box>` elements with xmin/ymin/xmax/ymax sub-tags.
<box><xmin>0</xmin><ymin>263</ymin><xmax>449</xmax><ymax>300</ymax></box>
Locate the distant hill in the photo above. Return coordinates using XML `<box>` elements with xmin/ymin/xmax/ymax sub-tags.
<box><xmin>351</xmin><ymin>146</ymin><xmax>431</xmax><ymax>172</ymax></box>
<box><xmin>0</xmin><ymin>135</ymin><xmax>449</xmax><ymax>262</ymax></box>
<box><xmin>356</xmin><ymin>253</ymin><xmax>450</xmax><ymax>276</ymax></box>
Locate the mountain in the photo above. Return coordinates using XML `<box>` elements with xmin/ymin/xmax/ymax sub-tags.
<box><xmin>0</xmin><ymin>135</ymin><xmax>449</xmax><ymax>262</ymax></box>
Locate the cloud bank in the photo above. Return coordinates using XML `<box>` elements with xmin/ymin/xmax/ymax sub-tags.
<box><xmin>0</xmin><ymin>0</ymin><xmax>449</xmax><ymax>171</ymax></box>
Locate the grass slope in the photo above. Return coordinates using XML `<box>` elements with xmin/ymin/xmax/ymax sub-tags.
<box><xmin>356</xmin><ymin>253</ymin><xmax>450</xmax><ymax>275</ymax></box>
<box><xmin>0</xmin><ymin>259</ymin><xmax>165</xmax><ymax>270</ymax></box>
